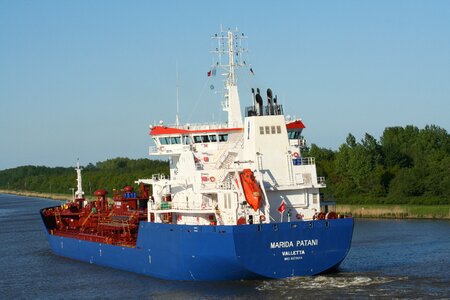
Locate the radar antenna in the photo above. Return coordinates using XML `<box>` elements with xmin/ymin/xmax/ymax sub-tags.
<box><xmin>211</xmin><ymin>27</ymin><xmax>248</xmax><ymax>128</ymax></box>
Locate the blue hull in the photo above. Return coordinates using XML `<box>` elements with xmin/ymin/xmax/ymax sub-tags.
<box><xmin>41</xmin><ymin>216</ymin><xmax>354</xmax><ymax>281</ymax></box>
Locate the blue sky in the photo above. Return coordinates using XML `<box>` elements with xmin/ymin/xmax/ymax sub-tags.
<box><xmin>1</xmin><ymin>1</ymin><xmax>449</xmax><ymax>170</ymax></box>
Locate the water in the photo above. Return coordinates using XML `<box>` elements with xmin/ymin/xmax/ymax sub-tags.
<box><xmin>0</xmin><ymin>194</ymin><xmax>449</xmax><ymax>299</ymax></box>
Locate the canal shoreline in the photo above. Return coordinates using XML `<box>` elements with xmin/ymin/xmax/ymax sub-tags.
<box><xmin>0</xmin><ymin>189</ymin><xmax>96</xmax><ymax>202</ymax></box>
<box><xmin>1</xmin><ymin>189</ymin><xmax>449</xmax><ymax>219</ymax></box>
<box><xmin>337</xmin><ymin>204</ymin><xmax>449</xmax><ymax>220</ymax></box>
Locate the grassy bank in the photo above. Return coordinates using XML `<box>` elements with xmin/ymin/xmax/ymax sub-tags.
<box><xmin>0</xmin><ymin>189</ymin><xmax>91</xmax><ymax>202</ymax></box>
<box><xmin>337</xmin><ymin>204</ymin><xmax>450</xmax><ymax>219</ymax></box>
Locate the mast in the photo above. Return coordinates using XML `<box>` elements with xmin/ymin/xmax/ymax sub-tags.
<box><xmin>211</xmin><ymin>28</ymin><xmax>248</xmax><ymax>128</ymax></box>
<box><xmin>227</xmin><ymin>31</ymin><xmax>236</xmax><ymax>86</ymax></box>
<box><xmin>175</xmin><ymin>62</ymin><xmax>180</xmax><ymax>126</ymax></box>
<box><xmin>75</xmin><ymin>159</ymin><xmax>84</xmax><ymax>200</ymax></box>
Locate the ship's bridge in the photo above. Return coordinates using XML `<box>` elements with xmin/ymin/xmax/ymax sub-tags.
<box><xmin>148</xmin><ymin>118</ymin><xmax>306</xmax><ymax>156</ymax></box>
<box><xmin>149</xmin><ymin>122</ymin><xmax>243</xmax><ymax>156</ymax></box>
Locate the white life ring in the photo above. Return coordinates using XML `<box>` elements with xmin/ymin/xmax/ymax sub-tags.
<box><xmin>293</xmin><ymin>152</ymin><xmax>299</xmax><ymax>158</ymax></box>
<box><xmin>210</xmin><ymin>176</ymin><xmax>216</xmax><ymax>182</ymax></box>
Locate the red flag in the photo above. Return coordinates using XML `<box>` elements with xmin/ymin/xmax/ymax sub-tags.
<box><xmin>207</xmin><ymin>70</ymin><xmax>212</xmax><ymax>77</ymax></box>
<box><xmin>278</xmin><ymin>200</ymin><xmax>286</xmax><ymax>214</ymax></box>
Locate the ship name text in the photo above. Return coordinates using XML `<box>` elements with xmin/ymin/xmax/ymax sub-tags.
<box><xmin>270</xmin><ymin>239</ymin><xmax>318</xmax><ymax>249</ymax></box>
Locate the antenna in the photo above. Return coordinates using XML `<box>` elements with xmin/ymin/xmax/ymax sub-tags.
<box><xmin>211</xmin><ymin>27</ymin><xmax>248</xmax><ymax>128</ymax></box>
<box><xmin>175</xmin><ymin>62</ymin><xmax>180</xmax><ymax>126</ymax></box>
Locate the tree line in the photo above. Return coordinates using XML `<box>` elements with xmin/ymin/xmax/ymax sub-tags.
<box><xmin>0</xmin><ymin>125</ymin><xmax>449</xmax><ymax>205</ymax></box>
<box><xmin>305</xmin><ymin>125</ymin><xmax>450</xmax><ymax>205</ymax></box>
<box><xmin>0</xmin><ymin>158</ymin><xmax>169</xmax><ymax>196</ymax></box>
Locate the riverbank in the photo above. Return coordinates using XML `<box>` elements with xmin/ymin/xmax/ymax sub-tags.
<box><xmin>0</xmin><ymin>189</ymin><xmax>98</xmax><ymax>202</ymax></box>
<box><xmin>1</xmin><ymin>189</ymin><xmax>449</xmax><ymax>219</ymax></box>
<box><xmin>337</xmin><ymin>204</ymin><xmax>450</xmax><ymax>219</ymax></box>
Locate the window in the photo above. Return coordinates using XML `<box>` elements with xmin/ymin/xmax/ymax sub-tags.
<box><xmin>193</xmin><ymin>136</ymin><xmax>202</xmax><ymax>143</ymax></box>
<box><xmin>170</xmin><ymin>137</ymin><xmax>181</xmax><ymax>144</ymax></box>
<box><xmin>265</xmin><ymin>126</ymin><xmax>270</xmax><ymax>134</ymax></box>
<box><xmin>209</xmin><ymin>134</ymin><xmax>217</xmax><ymax>142</ymax></box>
<box><xmin>288</xmin><ymin>131</ymin><xmax>301</xmax><ymax>139</ymax></box>
<box><xmin>183</xmin><ymin>135</ymin><xmax>192</xmax><ymax>145</ymax></box>
<box><xmin>159</xmin><ymin>137</ymin><xmax>170</xmax><ymax>145</ymax></box>
<box><xmin>271</xmin><ymin>126</ymin><xmax>276</xmax><ymax>134</ymax></box>
<box><xmin>312</xmin><ymin>193</ymin><xmax>318</xmax><ymax>204</ymax></box>
<box><xmin>219</xmin><ymin>134</ymin><xmax>228</xmax><ymax>142</ymax></box>
<box><xmin>260</xmin><ymin>126</ymin><xmax>264</xmax><ymax>134</ymax></box>
<box><xmin>201</xmin><ymin>135</ymin><xmax>210</xmax><ymax>143</ymax></box>
<box><xmin>276</xmin><ymin>126</ymin><xmax>281</xmax><ymax>134</ymax></box>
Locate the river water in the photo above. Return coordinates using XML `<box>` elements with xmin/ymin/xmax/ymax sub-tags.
<box><xmin>0</xmin><ymin>194</ymin><xmax>448</xmax><ymax>299</ymax></box>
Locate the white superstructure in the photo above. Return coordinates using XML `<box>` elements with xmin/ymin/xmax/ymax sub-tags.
<box><xmin>137</xmin><ymin>29</ymin><xmax>325</xmax><ymax>226</ymax></box>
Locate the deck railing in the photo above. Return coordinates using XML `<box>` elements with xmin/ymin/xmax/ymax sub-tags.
<box><xmin>317</xmin><ymin>177</ymin><xmax>326</xmax><ymax>185</ymax></box>
<box><xmin>292</xmin><ymin>157</ymin><xmax>315</xmax><ymax>166</ymax></box>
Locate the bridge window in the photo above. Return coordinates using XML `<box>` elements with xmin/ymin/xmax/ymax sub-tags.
<box><xmin>201</xmin><ymin>135</ymin><xmax>210</xmax><ymax>143</ymax></box>
<box><xmin>209</xmin><ymin>134</ymin><xmax>217</xmax><ymax>142</ymax></box>
<box><xmin>288</xmin><ymin>131</ymin><xmax>302</xmax><ymax>139</ymax></box>
<box><xmin>277</xmin><ymin>126</ymin><xmax>281</xmax><ymax>134</ymax></box>
<box><xmin>183</xmin><ymin>135</ymin><xmax>192</xmax><ymax>145</ymax></box>
<box><xmin>193</xmin><ymin>134</ymin><xmax>221</xmax><ymax>143</ymax></box>
<box><xmin>219</xmin><ymin>134</ymin><xmax>228</xmax><ymax>142</ymax></box>
<box><xmin>260</xmin><ymin>126</ymin><xmax>264</xmax><ymax>134</ymax></box>
<box><xmin>271</xmin><ymin>126</ymin><xmax>276</xmax><ymax>134</ymax></box>
<box><xmin>170</xmin><ymin>137</ymin><xmax>181</xmax><ymax>144</ymax></box>
<box><xmin>265</xmin><ymin>126</ymin><xmax>270</xmax><ymax>134</ymax></box>
<box><xmin>159</xmin><ymin>137</ymin><xmax>170</xmax><ymax>145</ymax></box>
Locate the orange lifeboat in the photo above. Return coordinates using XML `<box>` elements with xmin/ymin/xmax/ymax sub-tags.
<box><xmin>239</xmin><ymin>169</ymin><xmax>262</xmax><ymax>211</ymax></box>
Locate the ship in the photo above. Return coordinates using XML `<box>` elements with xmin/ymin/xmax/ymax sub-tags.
<box><xmin>40</xmin><ymin>28</ymin><xmax>354</xmax><ymax>281</ymax></box>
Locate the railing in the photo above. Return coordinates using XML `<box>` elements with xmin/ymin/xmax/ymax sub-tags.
<box><xmin>151</xmin><ymin>174</ymin><xmax>167</xmax><ymax>181</ymax></box>
<box><xmin>292</xmin><ymin>157</ymin><xmax>315</xmax><ymax>166</ymax></box>
<box><xmin>317</xmin><ymin>177</ymin><xmax>326</xmax><ymax>185</ymax></box>
<box><xmin>152</xmin><ymin>201</ymin><xmax>213</xmax><ymax>211</ymax></box>
<box><xmin>289</xmin><ymin>139</ymin><xmax>307</xmax><ymax>147</ymax></box>
<box><xmin>152</xmin><ymin>122</ymin><xmax>230</xmax><ymax>131</ymax></box>
<box><xmin>218</xmin><ymin>180</ymin><xmax>233</xmax><ymax>190</ymax></box>
<box><xmin>149</xmin><ymin>145</ymin><xmax>191</xmax><ymax>155</ymax></box>
<box><xmin>245</xmin><ymin>104</ymin><xmax>284</xmax><ymax>117</ymax></box>
<box><xmin>159</xmin><ymin>202</ymin><xmax>172</xmax><ymax>210</ymax></box>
